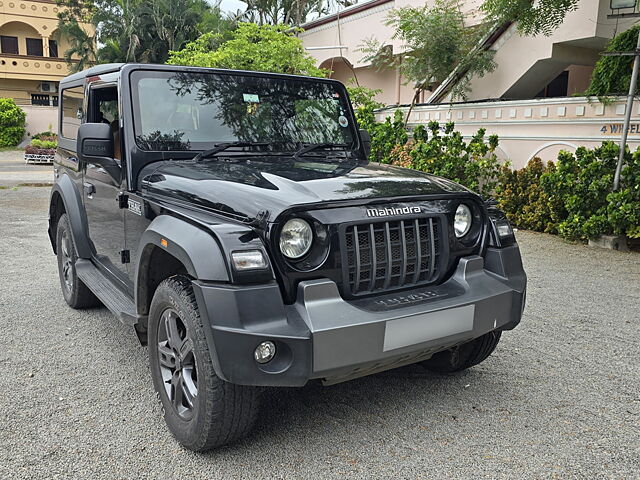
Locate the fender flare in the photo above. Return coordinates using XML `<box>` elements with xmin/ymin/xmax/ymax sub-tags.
<box><xmin>136</xmin><ymin>215</ymin><xmax>230</xmax><ymax>283</ymax></box>
<box><xmin>49</xmin><ymin>174</ymin><xmax>93</xmax><ymax>258</ymax></box>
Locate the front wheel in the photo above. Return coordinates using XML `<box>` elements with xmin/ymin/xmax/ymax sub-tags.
<box><xmin>148</xmin><ymin>276</ymin><xmax>259</xmax><ymax>451</ymax></box>
<box><xmin>421</xmin><ymin>331</ymin><xmax>502</xmax><ymax>373</ymax></box>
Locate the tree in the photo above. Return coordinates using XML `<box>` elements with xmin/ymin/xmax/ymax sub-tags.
<box><xmin>242</xmin><ymin>0</ymin><xmax>328</xmax><ymax>26</ymax></box>
<box><xmin>361</xmin><ymin>0</ymin><xmax>496</xmax><ymax>112</ymax></box>
<box><xmin>56</xmin><ymin>0</ymin><xmax>233</xmax><ymax>69</ymax></box>
<box><xmin>585</xmin><ymin>25</ymin><xmax>640</xmax><ymax>99</ymax></box>
<box><xmin>481</xmin><ymin>0</ymin><xmax>580</xmax><ymax>36</ymax></box>
<box><xmin>55</xmin><ymin>0</ymin><xmax>97</xmax><ymax>71</ymax></box>
<box><xmin>167</xmin><ymin>23</ymin><xmax>327</xmax><ymax>77</ymax></box>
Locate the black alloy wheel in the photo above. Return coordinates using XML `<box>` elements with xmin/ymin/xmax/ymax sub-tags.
<box><xmin>157</xmin><ymin>308</ymin><xmax>198</xmax><ymax>419</ymax></box>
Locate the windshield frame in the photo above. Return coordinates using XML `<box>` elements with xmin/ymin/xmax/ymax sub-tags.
<box><xmin>128</xmin><ymin>66</ymin><xmax>361</xmax><ymax>155</ymax></box>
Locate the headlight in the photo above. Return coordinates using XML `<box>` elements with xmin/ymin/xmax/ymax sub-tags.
<box><xmin>454</xmin><ymin>204</ymin><xmax>472</xmax><ymax>238</ymax></box>
<box><xmin>279</xmin><ymin>218</ymin><xmax>312</xmax><ymax>259</ymax></box>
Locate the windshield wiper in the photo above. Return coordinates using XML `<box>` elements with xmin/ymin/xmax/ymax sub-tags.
<box><xmin>294</xmin><ymin>143</ymin><xmax>349</xmax><ymax>159</ymax></box>
<box><xmin>194</xmin><ymin>142</ymin><xmax>270</xmax><ymax>162</ymax></box>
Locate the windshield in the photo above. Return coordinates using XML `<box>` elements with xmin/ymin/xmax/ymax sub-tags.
<box><xmin>130</xmin><ymin>70</ymin><xmax>358</xmax><ymax>152</ymax></box>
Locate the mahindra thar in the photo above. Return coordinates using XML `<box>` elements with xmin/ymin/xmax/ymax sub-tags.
<box><xmin>48</xmin><ymin>63</ymin><xmax>526</xmax><ymax>451</ymax></box>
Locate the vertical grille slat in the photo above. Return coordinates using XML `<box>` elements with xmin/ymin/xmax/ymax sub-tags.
<box><xmin>353</xmin><ymin>225</ymin><xmax>361</xmax><ymax>293</ymax></box>
<box><xmin>342</xmin><ymin>215</ymin><xmax>442</xmax><ymax>296</ymax></box>
<box><xmin>383</xmin><ymin>223</ymin><xmax>392</xmax><ymax>290</ymax></box>
<box><xmin>368</xmin><ymin>224</ymin><xmax>377</xmax><ymax>291</ymax></box>
<box><xmin>413</xmin><ymin>218</ymin><xmax>422</xmax><ymax>284</ymax></box>
<box><xmin>399</xmin><ymin>220</ymin><xmax>407</xmax><ymax>285</ymax></box>
<box><xmin>428</xmin><ymin>218</ymin><xmax>436</xmax><ymax>280</ymax></box>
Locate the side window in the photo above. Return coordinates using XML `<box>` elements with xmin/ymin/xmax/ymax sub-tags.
<box><xmin>89</xmin><ymin>86</ymin><xmax>121</xmax><ymax>160</ymax></box>
<box><xmin>61</xmin><ymin>86</ymin><xmax>85</xmax><ymax>140</ymax></box>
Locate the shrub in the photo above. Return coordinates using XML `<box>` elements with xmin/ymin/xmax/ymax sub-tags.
<box><xmin>30</xmin><ymin>138</ymin><xmax>57</xmax><ymax>149</ymax></box>
<box><xmin>497</xmin><ymin>158</ymin><xmax>560</xmax><ymax>233</ymax></box>
<box><xmin>498</xmin><ymin>142</ymin><xmax>640</xmax><ymax>241</ymax></box>
<box><xmin>0</xmin><ymin>98</ymin><xmax>26</xmax><ymax>147</ymax></box>
<box><xmin>387</xmin><ymin>121</ymin><xmax>503</xmax><ymax>197</ymax></box>
<box><xmin>32</xmin><ymin>131</ymin><xmax>57</xmax><ymax>141</ymax></box>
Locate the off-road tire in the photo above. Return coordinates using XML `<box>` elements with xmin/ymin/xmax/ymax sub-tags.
<box><xmin>148</xmin><ymin>276</ymin><xmax>259</xmax><ymax>451</ymax></box>
<box><xmin>56</xmin><ymin>213</ymin><xmax>101</xmax><ymax>309</ymax></box>
<box><xmin>421</xmin><ymin>331</ymin><xmax>502</xmax><ymax>373</ymax></box>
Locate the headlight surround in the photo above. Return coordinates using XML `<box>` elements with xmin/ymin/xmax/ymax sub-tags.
<box><xmin>454</xmin><ymin>204</ymin><xmax>472</xmax><ymax>238</ymax></box>
<box><xmin>279</xmin><ymin>218</ymin><xmax>313</xmax><ymax>259</ymax></box>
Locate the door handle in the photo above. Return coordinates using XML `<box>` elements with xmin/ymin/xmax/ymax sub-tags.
<box><xmin>83</xmin><ymin>182</ymin><xmax>95</xmax><ymax>199</ymax></box>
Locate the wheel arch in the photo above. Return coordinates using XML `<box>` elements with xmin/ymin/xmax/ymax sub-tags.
<box><xmin>134</xmin><ymin>215</ymin><xmax>231</xmax><ymax>318</ymax></box>
<box><xmin>48</xmin><ymin>174</ymin><xmax>92</xmax><ymax>258</ymax></box>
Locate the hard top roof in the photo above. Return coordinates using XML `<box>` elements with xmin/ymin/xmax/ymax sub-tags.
<box><xmin>59</xmin><ymin>63</ymin><xmax>344</xmax><ymax>86</ymax></box>
<box><xmin>61</xmin><ymin>63</ymin><xmax>125</xmax><ymax>84</ymax></box>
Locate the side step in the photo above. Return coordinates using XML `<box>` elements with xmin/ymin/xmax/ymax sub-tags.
<box><xmin>76</xmin><ymin>259</ymin><xmax>138</xmax><ymax>325</ymax></box>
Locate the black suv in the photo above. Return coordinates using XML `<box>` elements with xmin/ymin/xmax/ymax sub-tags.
<box><xmin>48</xmin><ymin>63</ymin><xmax>526</xmax><ymax>451</ymax></box>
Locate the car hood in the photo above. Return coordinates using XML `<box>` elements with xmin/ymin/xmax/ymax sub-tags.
<box><xmin>139</xmin><ymin>157</ymin><xmax>472</xmax><ymax>223</ymax></box>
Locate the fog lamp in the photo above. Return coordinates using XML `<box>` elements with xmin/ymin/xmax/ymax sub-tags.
<box><xmin>254</xmin><ymin>341</ymin><xmax>276</xmax><ymax>364</ymax></box>
<box><xmin>231</xmin><ymin>250</ymin><xmax>267</xmax><ymax>271</ymax></box>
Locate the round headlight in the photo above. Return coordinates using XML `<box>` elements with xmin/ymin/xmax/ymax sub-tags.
<box><xmin>454</xmin><ymin>204</ymin><xmax>472</xmax><ymax>238</ymax></box>
<box><xmin>279</xmin><ymin>218</ymin><xmax>313</xmax><ymax>259</ymax></box>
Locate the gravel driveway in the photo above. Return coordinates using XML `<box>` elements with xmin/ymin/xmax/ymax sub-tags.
<box><xmin>1</xmin><ymin>187</ymin><xmax>638</xmax><ymax>479</ymax></box>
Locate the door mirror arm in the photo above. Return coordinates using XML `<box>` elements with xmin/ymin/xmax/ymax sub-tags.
<box><xmin>77</xmin><ymin>123</ymin><xmax>121</xmax><ymax>182</ymax></box>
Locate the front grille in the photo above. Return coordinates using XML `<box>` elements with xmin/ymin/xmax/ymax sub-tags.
<box><xmin>341</xmin><ymin>217</ymin><xmax>442</xmax><ymax>296</ymax></box>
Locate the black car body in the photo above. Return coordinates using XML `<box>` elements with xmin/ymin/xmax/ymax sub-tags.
<box><xmin>48</xmin><ymin>63</ymin><xmax>526</xmax><ymax>449</ymax></box>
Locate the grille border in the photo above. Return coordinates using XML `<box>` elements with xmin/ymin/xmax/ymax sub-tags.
<box><xmin>338</xmin><ymin>213</ymin><xmax>448</xmax><ymax>298</ymax></box>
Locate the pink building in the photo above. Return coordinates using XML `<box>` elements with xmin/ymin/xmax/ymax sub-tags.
<box><xmin>299</xmin><ymin>0</ymin><xmax>639</xmax><ymax>167</ymax></box>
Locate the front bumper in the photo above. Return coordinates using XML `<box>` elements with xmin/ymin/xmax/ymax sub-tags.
<box><xmin>192</xmin><ymin>245</ymin><xmax>526</xmax><ymax>387</ymax></box>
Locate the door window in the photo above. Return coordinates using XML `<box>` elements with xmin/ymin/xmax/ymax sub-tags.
<box><xmin>89</xmin><ymin>86</ymin><xmax>121</xmax><ymax>160</ymax></box>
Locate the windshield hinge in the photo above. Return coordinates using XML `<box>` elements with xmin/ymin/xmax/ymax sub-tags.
<box><xmin>120</xmin><ymin>250</ymin><xmax>130</xmax><ymax>264</ymax></box>
<box><xmin>118</xmin><ymin>192</ymin><xmax>129</xmax><ymax>209</ymax></box>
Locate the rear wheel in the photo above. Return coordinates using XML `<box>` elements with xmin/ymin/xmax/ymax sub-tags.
<box><xmin>56</xmin><ymin>213</ymin><xmax>100</xmax><ymax>309</ymax></box>
<box><xmin>421</xmin><ymin>331</ymin><xmax>502</xmax><ymax>373</ymax></box>
<box><xmin>148</xmin><ymin>276</ymin><xmax>259</xmax><ymax>451</ymax></box>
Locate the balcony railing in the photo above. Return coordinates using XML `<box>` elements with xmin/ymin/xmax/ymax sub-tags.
<box><xmin>0</xmin><ymin>53</ymin><xmax>75</xmax><ymax>77</ymax></box>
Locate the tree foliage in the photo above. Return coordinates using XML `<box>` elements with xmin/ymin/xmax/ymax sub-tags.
<box><xmin>360</xmin><ymin>0</ymin><xmax>496</xmax><ymax>102</ymax></box>
<box><xmin>56</xmin><ymin>0</ymin><xmax>234</xmax><ymax>71</ymax></box>
<box><xmin>481</xmin><ymin>0</ymin><xmax>580</xmax><ymax>36</ymax></box>
<box><xmin>167</xmin><ymin>23</ymin><xmax>326</xmax><ymax>77</ymax></box>
<box><xmin>585</xmin><ymin>25</ymin><xmax>640</xmax><ymax>98</ymax></box>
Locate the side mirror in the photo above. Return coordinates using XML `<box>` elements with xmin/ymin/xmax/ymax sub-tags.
<box><xmin>359</xmin><ymin>128</ymin><xmax>371</xmax><ymax>160</ymax></box>
<box><xmin>77</xmin><ymin>123</ymin><xmax>120</xmax><ymax>180</ymax></box>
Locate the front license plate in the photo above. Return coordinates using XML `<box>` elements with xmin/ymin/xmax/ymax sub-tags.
<box><xmin>383</xmin><ymin>304</ymin><xmax>475</xmax><ymax>352</ymax></box>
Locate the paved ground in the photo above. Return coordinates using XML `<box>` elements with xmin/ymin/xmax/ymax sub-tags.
<box><xmin>0</xmin><ymin>186</ymin><xmax>638</xmax><ymax>479</ymax></box>
<box><xmin>0</xmin><ymin>149</ymin><xmax>53</xmax><ymax>187</ymax></box>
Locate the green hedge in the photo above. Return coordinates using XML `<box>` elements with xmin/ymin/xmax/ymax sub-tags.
<box><xmin>358</xmin><ymin>103</ymin><xmax>639</xmax><ymax>241</ymax></box>
<box><xmin>500</xmin><ymin>143</ymin><xmax>640</xmax><ymax>240</ymax></box>
<box><xmin>0</xmin><ymin>98</ymin><xmax>26</xmax><ymax>147</ymax></box>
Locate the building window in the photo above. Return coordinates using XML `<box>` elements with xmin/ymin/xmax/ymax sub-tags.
<box><xmin>536</xmin><ymin>71</ymin><xmax>569</xmax><ymax>98</ymax></box>
<box><xmin>61</xmin><ymin>86</ymin><xmax>85</xmax><ymax>139</ymax></box>
<box><xmin>49</xmin><ymin>39</ymin><xmax>58</xmax><ymax>58</ymax></box>
<box><xmin>31</xmin><ymin>94</ymin><xmax>51</xmax><ymax>106</ymax></box>
<box><xmin>26</xmin><ymin>38</ymin><xmax>44</xmax><ymax>57</ymax></box>
<box><xmin>0</xmin><ymin>35</ymin><xmax>19</xmax><ymax>55</ymax></box>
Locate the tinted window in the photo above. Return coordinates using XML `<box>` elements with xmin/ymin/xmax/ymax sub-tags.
<box><xmin>0</xmin><ymin>36</ymin><xmax>18</xmax><ymax>55</ymax></box>
<box><xmin>49</xmin><ymin>39</ymin><xmax>58</xmax><ymax>58</ymax></box>
<box><xmin>26</xmin><ymin>38</ymin><xmax>43</xmax><ymax>57</ymax></box>
<box><xmin>61</xmin><ymin>86</ymin><xmax>84</xmax><ymax>139</ymax></box>
<box><xmin>131</xmin><ymin>71</ymin><xmax>357</xmax><ymax>152</ymax></box>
